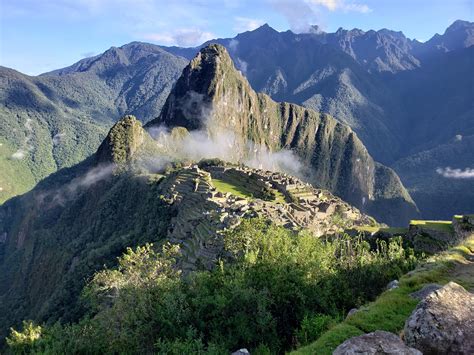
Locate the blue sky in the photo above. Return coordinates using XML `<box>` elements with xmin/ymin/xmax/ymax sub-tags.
<box><xmin>1</xmin><ymin>0</ymin><xmax>472</xmax><ymax>75</ymax></box>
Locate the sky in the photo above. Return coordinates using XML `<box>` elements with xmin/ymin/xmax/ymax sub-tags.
<box><xmin>0</xmin><ymin>0</ymin><xmax>472</xmax><ymax>75</ymax></box>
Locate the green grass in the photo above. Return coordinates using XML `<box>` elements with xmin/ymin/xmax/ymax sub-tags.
<box><xmin>291</xmin><ymin>234</ymin><xmax>474</xmax><ymax>355</ymax></box>
<box><xmin>355</xmin><ymin>226</ymin><xmax>408</xmax><ymax>235</ymax></box>
<box><xmin>410</xmin><ymin>220</ymin><xmax>453</xmax><ymax>232</ymax></box>
<box><xmin>273</xmin><ymin>189</ymin><xmax>287</xmax><ymax>204</ymax></box>
<box><xmin>212</xmin><ymin>178</ymin><xmax>253</xmax><ymax>199</ymax></box>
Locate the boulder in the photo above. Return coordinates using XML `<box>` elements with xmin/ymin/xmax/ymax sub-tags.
<box><xmin>231</xmin><ymin>349</ymin><xmax>250</xmax><ymax>355</ymax></box>
<box><xmin>409</xmin><ymin>283</ymin><xmax>442</xmax><ymax>300</ymax></box>
<box><xmin>346</xmin><ymin>308</ymin><xmax>358</xmax><ymax>319</ymax></box>
<box><xmin>386</xmin><ymin>280</ymin><xmax>399</xmax><ymax>290</ymax></box>
<box><xmin>404</xmin><ymin>282</ymin><xmax>474</xmax><ymax>354</ymax></box>
<box><xmin>333</xmin><ymin>331</ymin><xmax>421</xmax><ymax>355</ymax></box>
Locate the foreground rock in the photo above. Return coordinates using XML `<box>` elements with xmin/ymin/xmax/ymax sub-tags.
<box><xmin>404</xmin><ymin>282</ymin><xmax>474</xmax><ymax>354</ymax></box>
<box><xmin>333</xmin><ymin>331</ymin><xmax>421</xmax><ymax>355</ymax></box>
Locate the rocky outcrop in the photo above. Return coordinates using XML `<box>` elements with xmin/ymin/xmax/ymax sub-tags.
<box><xmin>409</xmin><ymin>284</ymin><xmax>442</xmax><ymax>300</ymax></box>
<box><xmin>148</xmin><ymin>44</ymin><xmax>418</xmax><ymax>226</ymax></box>
<box><xmin>453</xmin><ymin>215</ymin><xmax>474</xmax><ymax>241</ymax></box>
<box><xmin>404</xmin><ymin>282</ymin><xmax>474</xmax><ymax>354</ymax></box>
<box><xmin>96</xmin><ymin>115</ymin><xmax>162</xmax><ymax>169</ymax></box>
<box><xmin>333</xmin><ymin>331</ymin><xmax>421</xmax><ymax>355</ymax></box>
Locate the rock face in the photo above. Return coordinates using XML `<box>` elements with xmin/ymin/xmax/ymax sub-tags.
<box><xmin>333</xmin><ymin>331</ymin><xmax>421</xmax><ymax>355</ymax></box>
<box><xmin>149</xmin><ymin>44</ymin><xmax>418</xmax><ymax>226</ymax></box>
<box><xmin>404</xmin><ymin>282</ymin><xmax>474</xmax><ymax>354</ymax></box>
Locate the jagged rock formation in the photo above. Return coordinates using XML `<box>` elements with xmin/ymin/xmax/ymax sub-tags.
<box><xmin>149</xmin><ymin>44</ymin><xmax>418</xmax><ymax>226</ymax></box>
<box><xmin>404</xmin><ymin>282</ymin><xmax>474</xmax><ymax>354</ymax></box>
<box><xmin>333</xmin><ymin>331</ymin><xmax>421</xmax><ymax>355</ymax></box>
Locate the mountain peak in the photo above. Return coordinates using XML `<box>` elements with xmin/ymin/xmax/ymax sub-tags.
<box><xmin>96</xmin><ymin>115</ymin><xmax>147</xmax><ymax>164</ymax></box>
<box><xmin>148</xmin><ymin>44</ymin><xmax>418</xmax><ymax>225</ymax></box>
<box><xmin>446</xmin><ymin>19</ymin><xmax>472</xmax><ymax>33</ymax></box>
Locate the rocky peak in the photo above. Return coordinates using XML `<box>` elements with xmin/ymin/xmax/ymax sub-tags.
<box><xmin>96</xmin><ymin>115</ymin><xmax>147</xmax><ymax>164</ymax></box>
<box><xmin>419</xmin><ymin>20</ymin><xmax>474</xmax><ymax>55</ymax></box>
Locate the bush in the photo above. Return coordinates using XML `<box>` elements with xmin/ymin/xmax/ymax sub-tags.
<box><xmin>8</xmin><ymin>219</ymin><xmax>416</xmax><ymax>354</ymax></box>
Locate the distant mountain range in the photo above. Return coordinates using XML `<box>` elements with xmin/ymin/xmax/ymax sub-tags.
<box><xmin>0</xmin><ymin>20</ymin><xmax>473</xmax><ymax>219</ymax></box>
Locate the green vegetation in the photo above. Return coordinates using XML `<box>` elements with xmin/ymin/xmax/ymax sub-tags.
<box><xmin>0</xmin><ymin>170</ymin><xmax>172</xmax><ymax>344</ymax></box>
<box><xmin>0</xmin><ymin>139</ymin><xmax>36</xmax><ymax>204</ymax></box>
<box><xmin>6</xmin><ymin>219</ymin><xmax>417</xmax><ymax>354</ymax></box>
<box><xmin>293</xmin><ymin>234</ymin><xmax>474</xmax><ymax>355</ymax></box>
<box><xmin>212</xmin><ymin>178</ymin><xmax>253</xmax><ymax>199</ymax></box>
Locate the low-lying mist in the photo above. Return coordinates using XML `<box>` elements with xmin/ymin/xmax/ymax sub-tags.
<box><xmin>147</xmin><ymin>124</ymin><xmax>304</xmax><ymax>178</ymax></box>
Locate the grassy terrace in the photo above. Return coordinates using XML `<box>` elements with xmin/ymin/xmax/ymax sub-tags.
<box><xmin>212</xmin><ymin>178</ymin><xmax>254</xmax><ymax>199</ymax></box>
<box><xmin>212</xmin><ymin>177</ymin><xmax>287</xmax><ymax>203</ymax></box>
<box><xmin>410</xmin><ymin>220</ymin><xmax>453</xmax><ymax>232</ymax></box>
<box><xmin>292</xmin><ymin>234</ymin><xmax>474</xmax><ymax>355</ymax></box>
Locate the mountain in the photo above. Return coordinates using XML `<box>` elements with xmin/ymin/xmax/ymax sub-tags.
<box><xmin>1</xmin><ymin>20</ymin><xmax>472</xmax><ymax>219</ymax></box>
<box><xmin>0</xmin><ymin>43</ymin><xmax>187</xmax><ymax>203</ymax></box>
<box><xmin>0</xmin><ymin>114</ymin><xmax>376</xmax><ymax>345</ymax></box>
<box><xmin>149</xmin><ymin>44</ymin><xmax>418</xmax><ymax>225</ymax></box>
<box><xmin>414</xmin><ymin>20</ymin><xmax>474</xmax><ymax>57</ymax></box>
<box><xmin>158</xmin><ymin>21</ymin><xmax>474</xmax><ymax>219</ymax></box>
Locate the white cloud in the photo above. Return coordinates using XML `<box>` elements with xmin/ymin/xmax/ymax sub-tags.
<box><xmin>234</xmin><ymin>17</ymin><xmax>265</xmax><ymax>32</ymax></box>
<box><xmin>271</xmin><ymin>0</ymin><xmax>371</xmax><ymax>33</ymax></box>
<box><xmin>143</xmin><ymin>28</ymin><xmax>215</xmax><ymax>47</ymax></box>
<box><xmin>11</xmin><ymin>150</ymin><xmax>26</xmax><ymax>160</ymax></box>
<box><xmin>436</xmin><ymin>167</ymin><xmax>474</xmax><ymax>179</ymax></box>
<box><xmin>228</xmin><ymin>39</ymin><xmax>239</xmax><ymax>52</ymax></box>
<box><xmin>308</xmin><ymin>0</ymin><xmax>372</xmax><ymax>13</ymax></box>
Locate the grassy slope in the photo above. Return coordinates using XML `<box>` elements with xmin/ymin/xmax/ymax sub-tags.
<box><xmin>0</xmin><ymin>139</ymin><xmax>36</xmax><ymax>203</ymax></box>
<box><xmin>292</xmin><ymin>234</ymin><xmax>474</xmax><ymax>354</ymax></box>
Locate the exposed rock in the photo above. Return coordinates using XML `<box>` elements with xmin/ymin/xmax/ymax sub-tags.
<box><xmin>406</xmin><ymin>223</ymin><xmax>455</xmax><ymax>253</ymax></box>
<box><xmin>231</xmin><ymin>349</ymin><xmax>250</xmax><ymax>355</ymax></box>
<box><xmin>409</xmin><ymin>284</ymin><xmax>442</xmax><ymax>300</ymax></box>
<box><xmin>346</xmin><ymin>308</ymin><xmax>358</xmax><ymax>319</ymax></box>
<box><xmin>404</xmin><ymin>282</ymin><xmax>474</xmax><ymax>354</ymax></box>
<box><xmin>333</xmin><ymin>331</ymin><xmax>421</xmax><ymax>355</ymax></box>
<box><xmin>386</xmin><ymin>280</ymin><xmax>399</xmax><ymax>290</ymax></box>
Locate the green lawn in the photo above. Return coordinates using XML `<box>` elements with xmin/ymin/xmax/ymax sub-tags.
<box><xmin>212</xmin><ymin>178</ymin><xmax>253</xmax><ymax>199</ymax></box>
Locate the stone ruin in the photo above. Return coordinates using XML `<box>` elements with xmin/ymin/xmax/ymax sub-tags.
<box><xmin>157</xmin><ymin>163</ymin><xmax>372</xmax><ymax>272</ymax></box>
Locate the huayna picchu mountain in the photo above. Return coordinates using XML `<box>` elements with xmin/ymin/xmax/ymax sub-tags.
<box><xmin>0</xmin><ymin>114</ymin><xmax>377</xmax><ymax>345</ymax></box>
<box><xmin>148</xmin><ymin>44</ymin><xmax>418</xmax><ymax>226</ymax></box>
